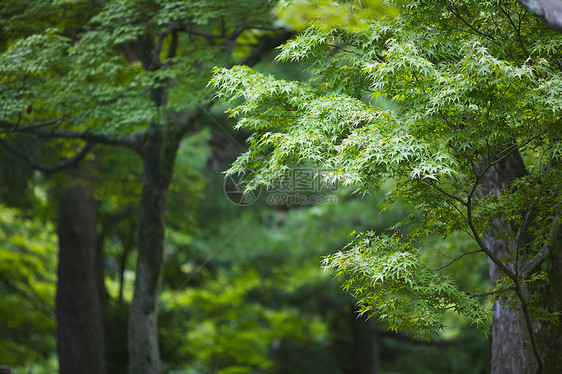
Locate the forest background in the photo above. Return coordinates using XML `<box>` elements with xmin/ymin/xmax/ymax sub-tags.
<box><xmin>1</xmin><ymin>1</ymin><xmax>561</xmax><ymax>374</ymax></box>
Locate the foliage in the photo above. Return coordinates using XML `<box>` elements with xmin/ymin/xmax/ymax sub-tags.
<box><xmin>0</xmin><ymin>204</ymin><xmax>57</xmax><ymax>368</ymax></box>
<box><xmin>2</xmin><ymin>0</ymin><xmax>555</xmax><ymax>372</ymax></box>
<box><xmin>276</xmin><ymin>0</ymin><xmax>398</xmax><ymax>31</ymax></box>
<box><xmin>324</xmin><ymin>232</ymin><xmax>489</xmax><ymax>338</ymax></box>
<box><xmin>0</xmin><ymin>0</ymin><xmax>279</xmax><ymax>137</ymax></box>
<box><xmin>157</xmin><ymin>143</ymin><xmax>489</xmax><ymax>373</ymax></box>
<box><xmin>0</xmin><ymin>1</ymin><xmax>285</xmax><ymax>372</ymax></box>
<box><xmin>212</xmin><ymin>0</ymin><xmax>562</xmax><ymax>342</ymax></box>
<box><xmin>162</xmin><ymin>268</ymin><xmax>328</xmax><ymax>373</ymax></box>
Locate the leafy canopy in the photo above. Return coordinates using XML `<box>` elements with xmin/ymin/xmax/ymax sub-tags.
<box><xmin>212</xmin><ymin>0</ymin><xmax>562</xmax><ymax>338</ymax></box>
<box><xmin>0</xmin><ymin>0</ymin><xmax>278</xmax><ymax>134</ymax></box>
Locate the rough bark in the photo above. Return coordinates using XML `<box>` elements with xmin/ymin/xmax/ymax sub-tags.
<box><xmin>56</xmin><ymin>169</ymin><xmax>106</xmax><ymax>374</ymax></box>
<box><xmin>478</xmin><ymin>150</ymin><xmax>528</xmax><ymax>374</ymax></box>
<box><xmin>128</xmin><ymin>125</ymin><xmax>179</xmax><ymax>374</ymax></box>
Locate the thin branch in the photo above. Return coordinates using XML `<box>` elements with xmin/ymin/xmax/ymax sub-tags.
<box><xmin>470</xmin><ymin>137</ymin><xmax>534</xmax><ymax>198</ymax></box>
<box><xmin>485</xmin><ymin>81</ymin><xmax>514</xmax><ymax>123</ymax></box>
<box><xmin>3</xmin><ymin>280</ymin><xmax>55</xmax><ymax>320</ymax></box>
<box><xmin>499</xmin><ymin>4</ymin><xmax>529</xmax><ymax>57</ymax></box>
<box><xmin>97</xmin><ymin>206</ymin><xmax>135</xmax><ymax>252</ymax></box>
<box><xmin>520</xmin><ymin>215</ymin><xmax>560</xmax><ymax>279</ymax></box>
<box><xmin>173</xmin><ymin>106</ymin><xmax>206</xmax><ymax>138</ymax></box>
<box><xmin>482</xmin><ymin>134</ymin><xmax>544</xmax><ymax>176</ymax></box>
<box><xmin>421</xmin><ymin>179</ymin><xmax>467</xmax><ymax>206</ymax></box>
<box><xmin>236</xmin><ymin>25</ymin><xmax>287</xmax><ymax>33</ymax></box>
<box><xmin>153</xmin><ymin>22</ymin><xmax>181</xmax><ymax>66</ymax></box>
<box><xmin>466</xmin><ymin>193</ymin><xmax>517</xmax><ymax>281</ymax></box>
<box><xmin>183</xmin><ymin>28</ymin><xmax>225</xmax><ymax>39</ymax></box>
<box><xmin>237</xmin><ymin>29</ymin><xmax>295</xmax><ymax>67</ymax></box>
<box><xmin>167</xmin><ymin>29</ymin><xmax>179</xmax><ymax>59</ymax></box>
<box><xmin>327</xmin><ymin>43</ymin><xmax>362</xmax><ymax>56</ymax></box>
<box><xmin>220</xmin><ymin>16</ymin><xmax>226</xmax><ymax>36</ymax></box>
<box><xmin>98</xmin><ymin>86</ymin><xmax>140</xmax><ymax>107</ymax></box>
<box><xmin>471</xmin><ymin>287</ymin><xmax>514</xmax><ymax>299</ymax></box>
<box><xmin>515</xmin><ymin>283</ymin><xmax>544</xmax><ymax>374</ymax></box>
<box><xmin>448</xmin><ymin>197</ymin><xmax>469</xmax><ymax>222</ymax></box>
<box><xmin>7</xmin><ymin>112</ymin><xmax>22</xmax><ymax>132</ymax></box>
<box><xmin>183</xmin><ymin>25</ymin><xmax>285</xmax><ymax>40</ymax></box>
<box><xmin>380</xmin><ymin>329</ymin><xmax>449</xmax><ymax>346</ymax></box>
<box><xmin>432</xmin><ymin>249</ymin><xmax>482</xmax><ymax>271</ymax></box>
<box><xmin>444</xmin><ymin>1</ymin><xmax>496</xmax><ymax>41</ymax></box>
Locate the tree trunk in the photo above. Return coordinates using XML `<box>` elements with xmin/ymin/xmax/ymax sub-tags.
<box><xmin>128</xmin><ymin>126</ymin><xmax>179</xmax><ymax>374</ymax></box>
<box><xmin>536</xmin><ymin>225</ymin><xmax>562</xmax><ymax>373</ymax></box>
<box><xmin>478</xmin><ymin>151</ymin><xmax>528</xmax><ymax>374</ymax></box>
<box><xmin>56</xmin><ymin>169</ymin><xmax>106</xmax><ymax>374</ymax></box>
<box><xmin>350</xmin><ymin>311</ymin><xmax>379</xmax><ymax>374</ymax></box>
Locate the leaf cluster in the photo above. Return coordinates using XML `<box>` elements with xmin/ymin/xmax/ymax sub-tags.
<box><xmin>212</xmin><ymin>0</ymin><xmax>562</xmax><ymax>338</ymax></box>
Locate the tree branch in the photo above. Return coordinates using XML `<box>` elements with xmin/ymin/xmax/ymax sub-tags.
<box><xmin>0</xmin><ymin>117</ymin><xmax>62</xmax><ymax>134</ymax></box>
<box><xmin>471</xmin><ymin>287</ymin><xmax>514</xmax><ymax>299</ymax></box>
<box><xmin>520</xmin><ymin>215</ymin><xmax>560</xmax><ymax>279</ymax></box>
<box><xmin>516</xmin><ymin>282</ymin><xmax>543</xmax><ymax>373</ymax></box>
<box><xmin>238</xmin><ymin>29</ymin><xmax>295</xmax><ymax>67</ymax></box>
<box><xmin>97</xmin><ymin>206</ymin><xmax>135</xmax><ymax>254</ymax></box>
<box><xmin>3</xmin><ymin>279</ymin><xmax>55</xmax><ymax>320</ymax></box>
<box><xmin>182</xmin><ymin>25</ymin><xmax>285</xmax><ymax>40</ymax></box>
<box><xmin>444</xmin><ymin>1</ymin><xmax>496</xmax><ymax>41</ymax></box>
<box><xmin>481</xmin><ymin>134</ymin><xmax>544</xmax><ymax>177</ymax></box>
<box><xmin>466</xmin><ymin>193</ymin><xmax>517</xmax><ymax>281</ymax></box>
<box><xmin>499</xmin><ymin>3</ymin><xmax>530</xmax><ymax>57</ymax></box>
<box><xmin>422</xmin><ymin>179</ymin><xmax>468</xmax><ymax>206</ymax></box>
<box><xmin>432</xmin><ymin>249</ymin><xmax>482</xmax><ymax>271</ymax></box>
<box><xmin>21</xmin><ymin>128</ymin><xmax>143</xmax><ymax>151</ymax></box>
<box><xmin>167</xmin><ymin>29</ymin><xmax>179</xmax><ymax>59</ymax></box>
<box><xmin>0</xmin><ymin>139</ymin><xmax>95</xmax><ymax>175</ymax></box>
<box><xmin>182</xmin><ymin>28</ymin><xmax>225</xmax><ymax>39</ymax></box>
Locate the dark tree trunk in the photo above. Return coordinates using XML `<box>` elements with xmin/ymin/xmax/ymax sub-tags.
<box><xmin>478</xmin><ymin>151</ymin><xmax>528</xmax><ymax>374</ymax></box>
<box><xmin>128</xmin><ymin>126</ymin><xmax>179</xmax><ymax>374</ymax></box>
<box><xmin>350</xmin><ymin>312</ymin><xmax>379</xmax><ymax>374</ymax></box>
<box><xmin>124</xmin><ymin>27</ymin><xmax>290</xmax><ymax>374</ymax></box>
<box><xmin>56</xmin><ymin>169</ymin><xmax>106</xmax><ymax>374</ymax></box>
<box><xmin>479</xmin><ymin>148</ymin><xmax>562</xmax><ymax>374</ymax></box>
<box><xmin>536</xmin><ymin>225</ymin><xmax>562</xmax><ymax>373</ymax></box>
<box><xmin>96</xmin><ymin>206</ymin><xmax>134</xmax><ymax>304</ymax></box>
<box><xmin>95</xmin><ymin>236</ymin><xmax>109</xmax><ymax>304</ymax></box>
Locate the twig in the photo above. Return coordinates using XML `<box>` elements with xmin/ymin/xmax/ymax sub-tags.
<box><xmin>432</xmin><ymin>249</ymin><xmax>482</xmax><ymax>271</ymax></box>
<box><xmin>471</xmin><ymin>287</ymin><xmax>514</xmax><ymax>299</ymax></box>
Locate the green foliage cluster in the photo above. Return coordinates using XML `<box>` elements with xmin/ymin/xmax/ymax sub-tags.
<box><xmin>324</xmin><ymin>232</ymin><xmax>488</xmax><ymax>338</ymax></box>
<box><xmin>212</xmin><ymin>0</ymin><xmax>562</xmax><ymax>340</ymax></box>
<box><xmin>0</xmin><ymin>0</ymin><xmax>277</xmax><ymax>134</ymax></box>
<box><xmin>0</xmin><ymin>204</ymin><xmax>56</xmax><ymax>368</ymax></box>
